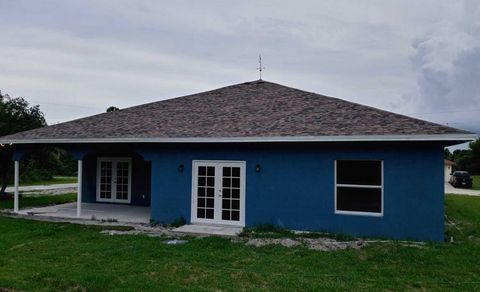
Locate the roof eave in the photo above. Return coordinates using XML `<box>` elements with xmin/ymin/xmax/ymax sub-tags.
<box><xmin>0</xmin><ymin>133</ymin><xmax>476</xmax><ymax>145</ymax></box>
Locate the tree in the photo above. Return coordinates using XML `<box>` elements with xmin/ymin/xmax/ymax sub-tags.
<box><xmin>451</xmin><ymin>138</ymin><xmax>480</xmax><ymax>174</ymax></box>
<box><xmin>106</xmin><ymin>106</ymin><xmax>119</xmax><ymax>113</ymax></box>
<box><xmin>0</xmin><ymin>91</ymin><xmax>47</xmax><ymax>194</ymax></box>
<box><xmin>467</xmin><ymin>138</ymin><xmax>480</xmax><ymax>174</ymax></box>
<box><xmin>452</xmin><ymin>149</ymin><xmax>471</xmax><ymax>172</ymax></box>
<box><xmin>444</xmin><ymin>148</ymin><xmax>452</xmax><ymax>160</ymax></box>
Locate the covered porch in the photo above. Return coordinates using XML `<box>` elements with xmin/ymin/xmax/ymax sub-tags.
<box><xmin>10</xmin><ymin>145</ymin><xmax>152</xmax><ymax>222</ymax></box>
<box><xmin>17</xmin><ymin>202</ymin><xmax>151</xmax><ymax>224</ymax></box>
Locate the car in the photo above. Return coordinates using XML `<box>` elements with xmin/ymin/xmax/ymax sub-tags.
<box><xmin>449</xmin><ymin>171</ymin><xmax>473</xmax><ymax>188</ymax></box>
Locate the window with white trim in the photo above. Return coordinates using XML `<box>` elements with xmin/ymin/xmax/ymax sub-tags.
<box><xmin>335</xmin><ymin>160</ymin><xmax>383</xmax><ymax>216</ymax></box>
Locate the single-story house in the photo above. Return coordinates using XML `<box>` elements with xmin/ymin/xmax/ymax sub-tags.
<box><xmin>444</xmin><ymin>159</ymin><xmax>455</xmax><ymax>181</ymax></box>
<box><xmin>0</xmin><ymin>80</ymin><xmax>475</xmax><ymax>241</ymax></box>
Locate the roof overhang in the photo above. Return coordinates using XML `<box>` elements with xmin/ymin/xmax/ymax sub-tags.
<box><xmin>0</xmin><ymin>133</ymin><xmax>476</xmax><ymax>145</ymax></box>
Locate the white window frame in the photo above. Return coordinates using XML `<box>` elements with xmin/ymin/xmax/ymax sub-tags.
<box><xmin>96</xmin><ymin>157</ymin><xmax>132</xmax><ymax>204</ymax></box>
<box><xmin>334</xmin><ymin>160</ymin><xmax>384</xmax><ymax>217</ymax></box>
<box><xmin>191</xmin><ymin>160</ymin><xmax>246</xmax><ymax>227</ymax></box>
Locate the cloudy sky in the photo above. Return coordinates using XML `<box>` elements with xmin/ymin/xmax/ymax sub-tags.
<box><xmin>1</xmin><ymin>0</ymin><xmax>479</xmax><ymax>140</ymax></box>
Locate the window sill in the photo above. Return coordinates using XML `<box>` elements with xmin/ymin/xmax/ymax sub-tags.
<box><xmin>335</xmin><ymin>210</ymin><xmax>383</xmax><ymax>217</ymax></box>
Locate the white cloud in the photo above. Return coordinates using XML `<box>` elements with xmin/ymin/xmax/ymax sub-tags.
<box><xmin>0</xmin><ymin>0</ymin><xmax>478</xmax><ymax>134</ymax></box>
<box><xmin>395</xmin><ymin>0</ymin><xmax>480</xmax><ymax>133</ymax></box>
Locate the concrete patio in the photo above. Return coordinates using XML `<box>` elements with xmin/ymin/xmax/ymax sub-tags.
<box><xmin>173</xmin><ymin>224</ymin><xmax>243</xmax><ymax>236</ymax></box>
<box><xmin>17</xmin><ymin>202</ymin><xmax>151</xmax><ymax>224</ymax></box>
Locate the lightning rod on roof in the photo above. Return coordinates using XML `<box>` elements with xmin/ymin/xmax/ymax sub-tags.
<box><xmin>256</xmin><ymin>54</ymin><xmax>265</xmax><ymax>80</ymax></box>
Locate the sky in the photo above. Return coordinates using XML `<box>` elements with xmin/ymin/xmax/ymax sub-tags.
<box><xmin>0</xmin><ymin>0</ymin><xmax>479</xmax><ymax>145</ymax></box>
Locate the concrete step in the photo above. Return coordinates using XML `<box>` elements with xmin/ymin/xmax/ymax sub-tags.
<box><xmin>173</xmin><ymin>224</ymin><xmax>243</xmax><ymax>237</ymax></box>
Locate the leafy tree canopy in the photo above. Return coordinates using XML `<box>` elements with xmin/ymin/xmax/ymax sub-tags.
<box><xmin>444</xmin><ymin>148</ymin><xmax>452</xmax><ymax>160</ymax></box>
<box><xmin>0</xmin><ymin>91</ymin><xmax>46</xmax><ymax>136</ymax></box>
<box><xmin>0</xmin><ymin>91</ymin><xmax>49</xmax><ymax>194</ymax></box>
<box><xmin>451</xmin><ymin>138</ymin><xmax>480</xmax><ymax>174</ymax></box>
<box><xmin>106</xmin><ymin>106</ymin><xmax>119</xmax><ymax>113</ymax></box>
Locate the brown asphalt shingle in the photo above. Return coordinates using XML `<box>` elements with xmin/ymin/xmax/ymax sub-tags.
<box><xmin>0</xmin><ymin>80</ymin><xmax>471</xmax><ymax>141</ymax></box>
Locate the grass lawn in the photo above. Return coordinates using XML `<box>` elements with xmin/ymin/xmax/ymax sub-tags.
<box><xmin>0</xmin><ymin>194</ymin><xmax>479</xmax><ymax>291</ymax></box>
<box><xmin>472</xmin><ymin>175</ymin><xmax>480</xmax><ymax>190</ymax></box>
<box><xmin>0</xmin><ymin>193</ymin><xmax>76</xmax><ymax>210</ymax></box>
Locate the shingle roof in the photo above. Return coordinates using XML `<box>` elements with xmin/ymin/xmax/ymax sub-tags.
<box><xmin>0</xmin><ymin>80</ymin><xmax>473</xmax><ymax>143</ymax></box>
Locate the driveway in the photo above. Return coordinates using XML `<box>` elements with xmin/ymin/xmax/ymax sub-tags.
<box><xmin>5</xmin><ymin>183</ymin><xmax>77</xmax><ymax>194</ymax></box>
<box><xmin>445</xmin><ymin>182</ymin><xmax>480</xmax><ymax>196</ymax></box>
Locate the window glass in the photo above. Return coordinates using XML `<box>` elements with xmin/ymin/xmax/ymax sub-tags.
<box><xmin>337</xmin><ymin>187</ymin><xmax>381</xmax><ymax>213</ymax></box>
<box><xmin>336</xmin><ymin>160</ymin><xmax>382</xmax><ymax>214</ymax></box>
<box><xmin>337</xmin><ymin>160</ymin><xmax>381</xmax><ymax>185</ymax></box>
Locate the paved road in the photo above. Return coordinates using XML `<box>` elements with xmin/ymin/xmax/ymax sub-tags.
<box><xmin>445</xmin><ymin>182</ymin><xmax>480</xmax><ymax>196</ymax></box>
<box><xmin>5</xmin><ymin>183</ymin><xmax>77</xmax><ymax>193</ymax></box>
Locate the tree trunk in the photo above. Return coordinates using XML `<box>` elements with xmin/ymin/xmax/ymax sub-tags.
<box><xmin>0</xmin><ymin>168</ymin><xmax>7</xmax><ymax>195</ymax></box>
<box><xmin>0</xmin><ymin>148</ymin><xmax>12</xmax><ymax>195</ymax></box>
<box><xmin>0</xmin><ymin>183</ymin><xmax>6</xmax><ymax>195</ymax></box>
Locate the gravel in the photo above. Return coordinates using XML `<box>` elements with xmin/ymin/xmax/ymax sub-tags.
<box><xmin>245</xmin><ymin>237</ymin><xmax>367</xmax><ymax>251</ymax></box>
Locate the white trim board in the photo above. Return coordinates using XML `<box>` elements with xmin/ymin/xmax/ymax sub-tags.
<box><xmin>0</xmin><ymin>133</ymin><xmax>476</xmax><ymax>144</ymax></box>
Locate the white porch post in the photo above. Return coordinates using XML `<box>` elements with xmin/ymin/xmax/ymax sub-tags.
<box><xmin>13</xmin><ymin>160</ymin><xmax>19</xmax><ymax>213</ymax></box>
<box><xmin>76</xmin><ymin>159</ymin><xmax>83</xmax><ymax>217</ymax></box>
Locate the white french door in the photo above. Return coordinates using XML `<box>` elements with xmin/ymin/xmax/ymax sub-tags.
<box><xmin>191</xmin><ymin>161</ymin><xmax>246</xmax><ymax>226</ymax></box>
<box><xmin>96</xmin><ymin>158</ymin><xmax>132</xmax><ymax>203</ymax></box>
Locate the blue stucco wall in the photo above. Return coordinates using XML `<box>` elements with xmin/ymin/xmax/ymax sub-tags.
<box><xmin>138</xmin><ymin>143</ymin><xmax>445</xmax><ymax>241</ymax></box>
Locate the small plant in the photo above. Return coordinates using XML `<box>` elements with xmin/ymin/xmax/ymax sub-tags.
<box><xmin>170</xmin><ymin>217</ymin><xmax>186</xmax><ymax>228</ymax></box>
<box><xmin>240</xmin><ymin>224</ymin><xmax>295</xmax><ymax>238</ymax></box>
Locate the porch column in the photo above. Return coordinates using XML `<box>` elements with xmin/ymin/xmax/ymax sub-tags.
<box><xmin>77</xmin><ymin>159</ymin><xmax>83</xmax><ymax>217</ymax></box>
<box><xmin>13</xmin><ymin>160</ymin><xmax>19</xmax><ymax>213</ymax></box>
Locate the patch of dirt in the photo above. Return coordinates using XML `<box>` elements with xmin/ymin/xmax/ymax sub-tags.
<box><xmin>246</xmin><ymin>238</ymin><xmax>302</xmax><ymax>248</ymax></box>
<box><xmin>303</xmin><ymin>238</ymin><xmax>366</xmax><ymax>251</ymax></box>
<box><xmin>468</xmin><ymin>235</ymin><xmax>480</xmax><ymax>244</ymax></box>
<box><xmin>101</xmin><ymin>224</ymin><xmax>176</xmax><ymax>237</ymax></box>
<box><xmin>101</xmin><ymin>226</ymin><xmax>367</xmax><ymax>251</ymax></box>
<box><xmin>245</xmin><ymin>237</ymin><xmax>366</xmax><ymax>251</ymax></box>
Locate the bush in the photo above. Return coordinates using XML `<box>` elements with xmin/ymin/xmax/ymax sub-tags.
<box><xmin>20</xmin><ymin>159</ymin><xmax>53</xmax><ymax>183</ymax></box>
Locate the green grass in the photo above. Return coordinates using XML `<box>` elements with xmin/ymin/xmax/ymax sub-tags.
<box><xmin>472</xmin><ymin>175</ymin><xmax>480</xmax><ymax>190</ymax></box>
<box><xmin>0</xmin><ymin>194</ymin><xmax>479</xmax><ymax>291</ymax></box>
<box><xmin>445</xmin><ymin>194</ymin><xmax>480</xmax><ymax>241</ymax></box>
<box><xmin>0</xmin><ymin>193</ymin><xmax>76</xmax><ymax>210</ymax></box>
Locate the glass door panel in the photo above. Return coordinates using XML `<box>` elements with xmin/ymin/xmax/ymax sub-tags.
<box><xmin>221</xmin><ymin>166</ymin><xmax>241</xmax><ymax>221</ymax></box>
<box><xmin>196</xmin><ymin>166</ymin><xmax>215</xmax><ymax>219</ymax></box>
<box><xmin>115</xmin><ymin>161</ymin><xmax>130</xmax><ymax>201</ymax></box>
<box><xmin>99</xmin><ymin>161</ymin><xmax>113</xmax><ymax>199</ymax></box>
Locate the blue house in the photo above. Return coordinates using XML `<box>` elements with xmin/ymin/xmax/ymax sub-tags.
<box><xmin>0</xmin><ymin>80</ymin><xmax>475</xmax><ymax>241</ymax></box>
